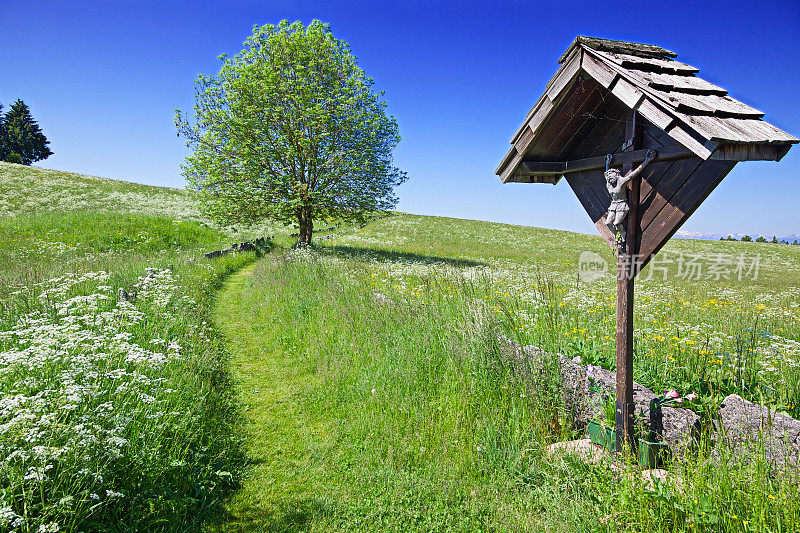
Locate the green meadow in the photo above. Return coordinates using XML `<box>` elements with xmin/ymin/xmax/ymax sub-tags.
<box><xmin>1</xmin><ymin>161</ymin><xmax>797</xmax><ymax>532</ymax></box>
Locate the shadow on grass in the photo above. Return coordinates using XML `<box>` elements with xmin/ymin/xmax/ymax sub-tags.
<box><xmin>208</xmin><ymin>498</ymin><xmax>326</xmax><ymax>533</ymax></box>
<box><xmin>319</xmin><ymin>245</ymin><xmax>486</xmax><ymax>269</ymax></box>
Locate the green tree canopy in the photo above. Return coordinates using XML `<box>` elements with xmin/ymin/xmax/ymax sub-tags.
<box><xmin>2</xmin><ymin>99</ymin><xmax>52</xmax><ymax>165</ymax></box>
<box><xmin>176</xmin><ymin>20</ymin><xmax>407</xmax><ymax>244</ymax></box>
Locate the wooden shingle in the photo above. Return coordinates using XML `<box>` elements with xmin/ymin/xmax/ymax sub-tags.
<box><xmin>601</xmin><ymin>52</ymin><xmax>698</xmax><ymax>74</ymax></box>
<box><xmin>498</xmin><ymin>36</ymin><xmax>797</xmax><ymax>184</ymax></box>
<box><xmin>558</xmin><ymin>36</ymin><xmax>676</xmax><ymax>63</ymax></box>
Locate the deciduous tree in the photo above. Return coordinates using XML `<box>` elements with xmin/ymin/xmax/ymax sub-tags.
<box><xmin>176</xmin><ymin>20</ymin><xmax>406</xmax><ymax>244</ymax></box>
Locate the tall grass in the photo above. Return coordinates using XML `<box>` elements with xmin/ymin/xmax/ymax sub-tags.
<box><xmin>331</xmin><ymin>213</ymin><xmax>800</xmax><ymax>420</ymax></box>
<box><xmin>221</xmin><ymin>247</ymin><xmax>799</xmax><ymax>531</ymax></box>
<box><xmin>0</xmin><ymin>211</ymin><xmax>261</xmax><ymax>531</ymax></box>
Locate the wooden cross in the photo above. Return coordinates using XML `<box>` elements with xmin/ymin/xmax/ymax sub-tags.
<box><xmin>527</xmin><ymin>110</ymin><xmax>651</xmax><ymax>449</ymax></box>
<box><xmin>615</xmin><ymin>109</ymin><xmax>642</xmax><ymax>450</ymax></box>
<box><xmin>520</xmin><ymin>110</ymin><xmax>693</xmax><ymax>448</ymax></box>
<box><xmin>495</xmin><ymin>36</ymin><xmax>797</xmax><ymax>455</ymax></box>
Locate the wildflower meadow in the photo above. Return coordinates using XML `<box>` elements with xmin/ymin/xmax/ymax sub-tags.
<box><xmin>0</xmin><ymin>162</ymin><xmax>272</xmax><ymax>531</ymax></box>
<box><xmin>2</xmin><ymin>162</ymin><xmax>799</xmax><ymax>531</ymax></box>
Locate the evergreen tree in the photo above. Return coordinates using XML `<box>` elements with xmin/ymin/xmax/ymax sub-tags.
<box><xmin>742</xmin><ymin>235</ymin><xmax>752</xmax><ymax>242</ymax></box>
<box><xmin>2</xmin><ymin>99</ymin><xmax>52</xmax><ymax>165</ymax></box>
<box><xmin>0</xmin><ymin>103</ymin><xmax>6</xmax><ymax>161</ymax></box>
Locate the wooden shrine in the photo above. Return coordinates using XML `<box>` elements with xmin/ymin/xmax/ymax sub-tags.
<box><xmin>495</xmin><ymin>36</ymin><xmax>797</xmax><ymax>450</ymax></box>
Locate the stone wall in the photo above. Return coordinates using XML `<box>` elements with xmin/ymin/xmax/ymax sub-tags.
<box><xmin>498</xmin><ymin>336</ymin><xmax>800</xmax><ymax>469</ymax></box>
<box><xmin>203</xmin><ymin>236</ymin><xmax>271</xmax><ymax>259</ymax></box>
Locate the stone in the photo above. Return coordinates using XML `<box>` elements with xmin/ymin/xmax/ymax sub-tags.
<box><xmin>717</xmin><ymin>394</ymin><xmax>800</xmax><ymax>468</ymax></box>
<box><xmin>203</xmin><ymin>235</ymin><xmax>275</xmax><ymax>260</ymax></box>
<box><xmin>497</xmin><ymin>336</ymin><xmax>699</xmax><ymax>452</ymax></box>
<box><xmin>546</xmin><ymin>438</ymin><xmax>609</xmax><ymax>464</ymax></box>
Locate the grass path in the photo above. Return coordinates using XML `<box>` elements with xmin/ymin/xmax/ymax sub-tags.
<box><xmin>211</xmin><ymin>262</ymin><xmax>331</xmax><ymax>532</ymax></box>
<box><xmin>209</xmin><ymin>254</ymin><xmax>530</xmax><ymax>532</ymax></box>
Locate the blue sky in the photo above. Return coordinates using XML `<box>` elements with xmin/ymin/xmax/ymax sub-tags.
<box><xmin>2</xmin><ymin>0</ymin><xmax>799</xmax><ymax>236</ymax></box>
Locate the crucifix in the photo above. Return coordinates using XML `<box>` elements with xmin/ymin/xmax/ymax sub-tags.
<box><xmin>612</xmin><ymin>109</ymin><xmax>644</xmax><ymax>451</ymax></box>
<box><xmin>604</xmin><ymin>148</ymin><xmax>657</xmax><ymax>253</ymax></box>
<box><xmin>495</xmin><ymin>35</ymin><xmax>797</xmax><ymax>456</ymax></box>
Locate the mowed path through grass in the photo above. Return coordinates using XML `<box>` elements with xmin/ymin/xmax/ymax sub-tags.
<box><xmin>209</xmin><ymin>252</ymin><xmax>521</xmax><ymax>532</ymax></box>
<box><xmin>209</xmin><ymin>243</ymin><xmax>800</xmax><ymax>533</ymax></box>
<box><xmin>212</xmin><ymin>262</ymin><xmax>332</xmax><ymax>532</ymax></box>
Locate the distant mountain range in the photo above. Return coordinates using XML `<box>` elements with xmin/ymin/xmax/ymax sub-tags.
<box><xmin>675</xmin><ymin>230</ymin><xmax>800</xmax><ymax>243</ymax></box>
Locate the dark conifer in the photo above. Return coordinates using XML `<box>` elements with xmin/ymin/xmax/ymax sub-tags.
<box><xmin>2</xmin><ymin>99</ymin><xmax>52</xmax><ymax>165</ymax></box>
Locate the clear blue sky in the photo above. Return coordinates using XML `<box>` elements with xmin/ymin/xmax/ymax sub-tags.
<box><xmin>2</xmin><ymin>0</ymin><xmax>799</xmax><ymax>236</ymax></box>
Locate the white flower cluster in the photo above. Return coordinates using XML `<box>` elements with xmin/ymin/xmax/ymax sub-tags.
<box><xmin>135</xmin><ymin>268</ymin><xmax>179</xmax><ymax>309</ymax></box>
<box><xmin>0</xmin><ymin>269</ymin><xmax>184</xmax><ymax>530</ymax></box>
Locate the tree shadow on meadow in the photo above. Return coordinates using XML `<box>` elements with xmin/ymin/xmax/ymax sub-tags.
<box><xmin>205</xmin><ymin>498</ymin><xmax>326</xmax><ymax>533</ymax></box>
<box><xmin>319</xmin><ymin>244</ymin><xmax>486</xmax><ymax>269</ymax></box>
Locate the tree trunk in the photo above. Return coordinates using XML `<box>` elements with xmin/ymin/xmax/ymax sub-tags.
<box><xmin>298</xmin><ymin>206</ymin><xmax>314</xmax><ymax>245</ymax></box>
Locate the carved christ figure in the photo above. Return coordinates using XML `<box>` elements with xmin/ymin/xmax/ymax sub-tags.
<box><xmin>604</xmin><ymin>149</ymin><xmax>657</xmax><ymax>250</ymax></box>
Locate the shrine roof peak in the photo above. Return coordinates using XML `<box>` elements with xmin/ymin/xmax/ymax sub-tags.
<box><xmin>559</xmin><ymin>36</ymin><xmax>677</xmax><ymax>63</ymax></box>
<box><xmin>497</xmin><ymin>36</ymin><xmax>797</xmax><ymax>185</ymax></box>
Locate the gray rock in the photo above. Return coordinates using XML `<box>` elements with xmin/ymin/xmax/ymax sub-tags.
<box><xmin>584</xmin><ymin>366</ymin><xmax>699</xmax><ymax>450</ymax></box>
<box><xmin>497</xmin><ymin>336</ymin><xmax>699</xmax><ymax>451</ymax></box>
<box><xmin>717</xmin><ymin>394</ymin><xmax>800</xmax><ymax>468</ymax></box>
<box><xmin>496</xmin><ymin>339</ymin><xmax>578</xmax><ymax>418</ymax></box>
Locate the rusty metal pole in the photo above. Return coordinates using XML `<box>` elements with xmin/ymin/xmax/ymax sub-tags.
<box><xmin>615</xmin><ymin>110</ymin><xmax>642</xmax><ymax>452</ymax></box>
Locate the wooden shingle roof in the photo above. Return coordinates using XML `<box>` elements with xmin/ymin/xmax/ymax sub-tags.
<box><xmin>497</xmin><ymin>36</ymin><xmax>797</xmax><ymax>184</ymax></box>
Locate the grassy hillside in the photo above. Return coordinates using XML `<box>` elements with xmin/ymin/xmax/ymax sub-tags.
<box><xmin>331</xmin><ymin>213</ymin><xmax>800</xmax><ymax>415</ymax></box>
<box><xmin>0</xmin><ymin>162</ymin><xmax>198</xmax><ymax>219</ymax></box>
<box><xmin>0</xmin><ymin>161</ymin><xmax>294</xmax><ymax>238</ymax></box>
<box><xmin>2</xmin><ymin>162</ymin><xmax>798</xmax><ymax>531</ymax></box>
<box><xmin>0</xmin><ymin>162</ymin><xmax>297</xmax><ymax>294</ymax></box>
<box><xmin>214</xmin><ymin>221</ymin><xmax>800</xmax><ymax>531</ymax></box>
<box><xmin>0</xmin><ymin>164</ymin><xmax>274</xmax><ymax>531</ymax></box>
